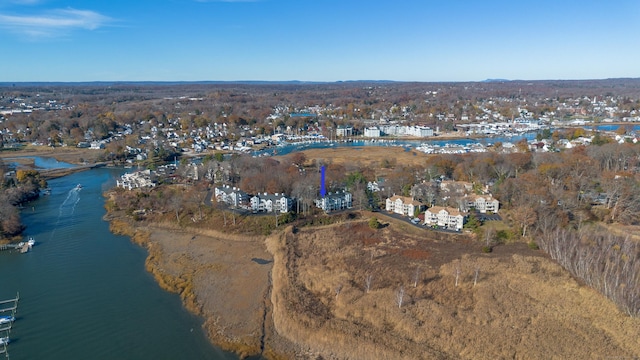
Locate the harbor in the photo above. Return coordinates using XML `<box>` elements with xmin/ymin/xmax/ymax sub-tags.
<box><xmin>0</xmin><ymin>293</ymin><xmax>19</xmax><ymax>359</ymax></box>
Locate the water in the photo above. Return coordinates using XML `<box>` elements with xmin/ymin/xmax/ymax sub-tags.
<box><xmin>255</xmin><ymin>133</ymin><xmax>537</xmax><ymax>157</ymax></box>
<box><xmin>0</xmin><ymin>166</ymin><xmax>237</xmax><ymax>360</ymax></box>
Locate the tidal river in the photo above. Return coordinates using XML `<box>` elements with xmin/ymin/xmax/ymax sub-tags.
<box><xmin>0</xmin><ymin>165</ymin><xmax>237</xmax><ymax>360</ymax></box>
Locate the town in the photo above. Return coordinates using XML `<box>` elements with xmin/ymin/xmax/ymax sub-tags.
<box><xmin>1</xmin><ymin>80</ymin><xmax>640</xmax><ymax>360</ymax></box>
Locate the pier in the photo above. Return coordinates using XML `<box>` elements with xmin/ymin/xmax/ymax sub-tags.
<box><xmin>0</xmin><ymin>293</ymin><xmax>19</xmax><ymax>359</ymax></box>
<box><xmin>0</xmin><ymin>240</ymin><xmax>34</xmax><ymax>254</ymax></box>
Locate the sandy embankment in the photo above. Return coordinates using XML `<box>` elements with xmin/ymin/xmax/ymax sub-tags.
<box><xmin>108</xmin><ymin>217</ymin><xmax>288</xmax><ymax>358</ymax></box>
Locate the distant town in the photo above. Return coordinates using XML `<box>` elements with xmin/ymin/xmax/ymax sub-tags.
<box><xmin>1</xmin><ymin>80</ymin><xmax>639</xmax><ymax>160</ymax></box>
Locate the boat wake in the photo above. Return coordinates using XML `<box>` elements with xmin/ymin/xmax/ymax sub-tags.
<box><xmin>59</xmin><ymin>187</ymin><xmax>81</xmax><ymax>217</ymax></box>
<box><xmin>47</xmin><ymin>187</ymin><xmax>82</xmax><ymax>241</ymax></box>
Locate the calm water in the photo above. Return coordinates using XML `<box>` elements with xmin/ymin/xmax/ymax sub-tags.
<box><xmin>254</xmin><ymin>133</ymin><xmax>537</xmax><ymax>156</ymax></box>
<box><xmin>0</xmin><ymin>167</ymin><xmax>236</xmax><ymax>360</ymax></box>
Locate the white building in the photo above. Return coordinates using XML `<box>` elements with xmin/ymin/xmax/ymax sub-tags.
<box><xmin>424</xmin><ymin>206</ymin><xmax>466</xmax><ymax>231</ymax></box>
<box><xmin>364</xmin><ymin>127</ymin><xmax>381</xmax><ymax>138</ymax></box>
<box><xmin>336</xmin><ymin>125</ymin><xmax>354</xmax><ymax>137</ymax></box>
<box><xmin>250</xmin><ymin>193</ymin><xmax>293</xmax><ymax>214</ymax></box>
<box><xmin>465</xmin><ymin>194</ymin><xmax>499</xmax><ymax>213</ymax></box>
<box><xmin>116</xmin><ymin>170</ymin><xmax>157</xmax><ymax>190</ymax></box>
<box><xmin>315</xmin><ymin>191</ymin><xmax>352</xmax><ymax>212</ymax></box>
<box><xmin>386</xmin><ymin>195</ymin><xmax>423</xmax><ymax>217</ymax></box>
<box><xmin>214</xmin><ymin>185</ymin><xmax>249</xmax><ymax>208</ymax></box>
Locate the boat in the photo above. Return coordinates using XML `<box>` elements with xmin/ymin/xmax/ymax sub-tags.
<box><xmin>27</xmin><ymin>237</ymin><xmax>35</xmax><ymax>247</ymax></box>
<box><xmin>0</xmin><ymin>337</ymin><xmax>9</xmax><ymax>346</ymax></box>
<box><xmin>76</xmin><ymin>184</ymin><xmax>83</xmax><ymax>189</ymax></box>
<box><xmin>0</xmin><ymin>316</ymin><xmax>14</xmax><ymax>325</ymax></box>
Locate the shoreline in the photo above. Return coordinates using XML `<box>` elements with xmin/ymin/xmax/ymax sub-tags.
<box><xmin>104</xmin><ymin>207</ymin><xmax>289</xmax><ymax>359</ymax></box>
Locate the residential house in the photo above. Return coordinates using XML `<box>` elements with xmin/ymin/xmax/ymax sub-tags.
<box><xmin>250</xmin><ymin>193</ymin><xmax>293</xmax><ymax>214</ymax></box>
<box><xmin>336</xmin><ymin>125</ymin><xmax>353</xmax><ymax>137</ymax></box>
<box><xmin>315</xmin><ymin>191</ymin><xmax>352</xmax><ymax>212</ymax></box>
<box><xmin>439</xmin><ymin>180</ymin><xmax>473</xmax><ymax>194</ymax></box>
<box><xmin>214</xmin><ymin>185</ymin><xmax>249</xmax><ymax>208</ymax></box>
<box><xmin>424</xmin><ymin>206</ymin><xmax>466</xmax><ymax>231</ymax></box>
<box><xmin>364</xmin><ymin>127</ymin><xmax>381</xmax><ymax>138</ymax></box>
<box><xmin>386</xmin><ymin>195</ymin><xmax>424</xmax><ymax>217</ymax></box>
<box><xmin>465</xmin><ymin>194</ymin><xmax>499</xmax><ymax>213</ymax></box>
<box><xmin>116</xmin><ymin>170</ymin><xmax>157</xmax><ymax>190</ymax></box>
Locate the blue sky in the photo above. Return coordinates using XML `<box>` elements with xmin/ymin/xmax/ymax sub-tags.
<box><xmin>1</xmin><ymin>0</ymin><xmax>639</xmax><ymax>82</ymax></box>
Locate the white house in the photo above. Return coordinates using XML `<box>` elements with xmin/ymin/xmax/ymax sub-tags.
<box><xmin>424</xmin><ymin>206</ymin><xmax>466</xmax><ymax>231</ymax></box>
<box><xmin>336</xmin><ymin>125</ymin><xmax>353</xmax><ymax>137</ymax></box>
<box><xmin>465</xmin><ymin>194</ymin><xmax>499</xmax><ymax>213</ymax></box>
<box><xmin>116</xmin><ymin>170</ymin><xmax>157</xmax><ymax>190</ymax></box>
<box><xmin>315</xmin><ymin>191</ymin><xmax>352</xmax><ymax>212</ymax></box>
<box><xmin>214</xmin><ymin>185</ymin><xmax>249</xmax><ymax>208</ymax></box>
<box><xmin>386</xmin><ymin>195</ymin><xmax>423</xmax><ymax>217</ymax></box>
<box><xmin>364</xmin><ymin>127</ymin><xmax>381</xmax><ymax>138</ymax></box>
<box><xmin>250</xmin><ymin>193</ymin><xmax>292</xmax><ymax>214</ymax></box>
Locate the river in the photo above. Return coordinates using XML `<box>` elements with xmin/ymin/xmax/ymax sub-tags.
<box><xmin>0</xmin><ymin>165</ymin><xmax>237</xmax><ymax>360</ymax></box>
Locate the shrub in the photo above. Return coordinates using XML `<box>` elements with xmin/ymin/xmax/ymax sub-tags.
<box><xmin>528</xmin><ymin>241</ymin><xmax>539</xmax><ymax>250</ymax></box>
<box><xmin>368</xmin><ymin>217</ymin><xmax>381</xmax><ymax>229</ymax></box>
<box><xmin>482</xmin><ymin>246</ymin><xmax>492</xmax><ymax>253</ymax></box>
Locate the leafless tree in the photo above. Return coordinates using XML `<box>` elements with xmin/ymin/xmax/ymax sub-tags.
<box><xmin>455</xmin><ymin>265</ymin><xmax>461</xmax><ymax>287</ymax></box>
<box><xmin>395</xmin><ymin>286</ymin><xmax>405</xmax><ymax>309</ymax></box>
<box><xmin>474</xmin><ymin>266</ymin><xmax>480</xmax><ymax>286</ymax></box>
<box><xmin>169</xmin><ymin>193</ymin><xmax>183</xmax><ymax>224</ymax></box>
<box><xmin>484</xmin><ymin>227</ymin><xmax>494</xmax><ymax>247</ymax></box>
<box><xmin>365</xmin><ymin>274</ymin><xmax>373</xmax><ymax>293</ymax></box>
<box><xmin>412</xmin><ymin>266</ymin><xmax>421</xmax><ymax>288</ymax></box>
<box><xmin>335</xmin><ymin>284</ymin><xmax>343</xmax><ymax>300</ymax></box>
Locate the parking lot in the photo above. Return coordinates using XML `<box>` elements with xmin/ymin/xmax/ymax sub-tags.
<box><xmin>475</xmin><ymin>211</ymin><xmax>501</xmax><ymax>222</ymax></box>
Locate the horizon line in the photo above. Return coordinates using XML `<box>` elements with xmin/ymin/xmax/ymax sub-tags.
<box><xmin>1</xmin><ymin>77</ymin><xmax>640</xmax><ymax>86</ymax></box>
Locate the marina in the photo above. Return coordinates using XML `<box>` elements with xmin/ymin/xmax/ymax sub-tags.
<box><xmin>0</xmin><ymin>293</ymin><xmax>19</xmax><ymax>359</ymax></box>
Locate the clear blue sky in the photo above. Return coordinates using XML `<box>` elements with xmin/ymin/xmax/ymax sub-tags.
<box><xmin>1</xmin><ymin>0</ymin><xmax>639</xmax><ymax>82</ymax></box>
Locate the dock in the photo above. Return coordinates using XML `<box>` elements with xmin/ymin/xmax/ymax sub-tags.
<box><xmin>0</xmin><ymin>241</ymin><xmax>33</xmax><ymax>254</ymax></box>
<box><xmin>0</xmin><ymin>293</ymin><xmax>19</xmax><ymax>359</ymax></box>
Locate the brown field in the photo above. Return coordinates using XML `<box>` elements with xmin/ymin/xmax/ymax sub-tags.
<box><xmin>111</xmin><ymin>209</ymin><xmax>640</xmax><ymax>359</ymax></box>
<box><xmin>282</xmin><ymin>146</ymin><xmax>431</xmax><ymax>167</ymax></box>
<box><xmin>266</xmin><ymin>218</ymin><xmax>640</xmax><ymax>359</ymax></box>
<box><xmin>0</xmin><ymin>145</ymin><xmax>103</xmax><ymax>165</ymax></box>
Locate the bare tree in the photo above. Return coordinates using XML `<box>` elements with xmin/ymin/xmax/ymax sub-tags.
<box><xmin>169</xmin><ymin>194</ymin><xmax>183</xmax><ymax>224</ymax></box>
<box><xmin>365</xmin><ymin>274</ymin><xmax>373</xmax><ymax>293</ymax></box>
<box><xmin>335</xmin><ymin>284</ymin><xmax>343</xmax><ymax>300</ymax></box>
<box><xmin>474</xmin><ymin>266</ymin><xmax>480</xmax><ymax>286</ymax></box>
<box><xmin>455</xmin><ymin>266</ymin><xmax>461</xmax><ymax>287</ymax></box>
<box><xmin>412</xmin><ymin>266</ymin><xmax>421</xmax><ymax>288</ymax></box>
<box><xmin>395</xmin><ymin>286</ymin><xmax>405</xmax><ymax>309</ymax></box>
<box><xmin>484</xmin><ymin>227</ymin><xmax>494</xmax><ymax>248</ymax></box>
